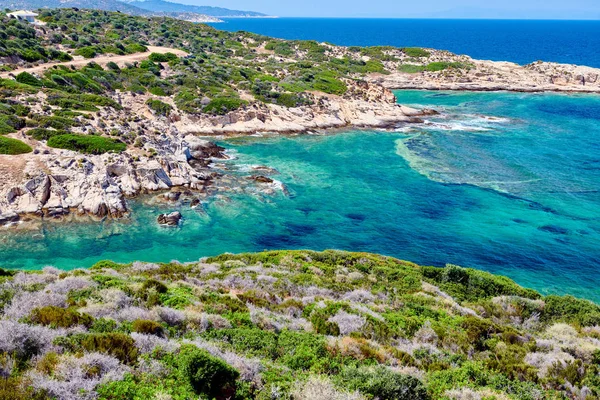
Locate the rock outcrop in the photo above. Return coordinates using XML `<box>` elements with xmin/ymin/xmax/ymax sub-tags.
<box><xmin>157</xmin><ymin>211</ymin><xmax>182</xmax><ymax>226</ymax></box>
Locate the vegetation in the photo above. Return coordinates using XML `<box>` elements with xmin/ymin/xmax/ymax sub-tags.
<box><xmin>402</xmin><ymin>47</ymin><xmax>431</xmax><ymax>58</ymax></box>
<box><xmin>0</xmin><ymin>250</ymin><xmax>599</xmax><ymax>399</ymax></box>
<box><xmin>0</xmin><ymin>136</ymin><xmax>32</xmax><ymax>154</ymax></box>
<box><xmin>47</xmin><ymin>134</ymin><xmax>126</xmax><ymax>154</ymax></box>
<box><xmin>0</xmin><ymin>8</ymin><xmax>475</xmax><ymax>157</ymax></box>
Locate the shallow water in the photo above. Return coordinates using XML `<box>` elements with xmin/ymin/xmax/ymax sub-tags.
<box><xmin>1</xmin><ymin>91</ymin><xmax>599</xmax><ymax>301</ymax></box>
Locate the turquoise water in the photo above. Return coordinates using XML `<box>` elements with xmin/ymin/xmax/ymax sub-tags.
<box><xmin>1</xmin><ymin>91</ymin><xmax>599</xmax><ymax>301</ymax></box>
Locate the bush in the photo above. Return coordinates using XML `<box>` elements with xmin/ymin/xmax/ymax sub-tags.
<box><xmin>26</xmin><ymin>128</ymin><xmax>69</xmax><ymax>140</ymax></box>
<box><xmin>338</xmin><ymin>365</ymin><xmax>429</xmax><ymax>400</ymax></box>
<box><xmin>124</xmin><ymin>43</ymin><xmax>148</xmax><ymax>54</ymax></box>
<box><xmin>137</xmin><ymin>278</ymin><xmax>168</xmax><ymax>307</ymax></box>
<box><xmin>402</xmin><ymin>47</ymin><xmax>431</xmax><ymax>58</ymax></box>
<box><xmin>542</xmin><ymin>295</ymin><xmax>600</xmax><ymax>326</ymax></box>
<box><xmin>424</xmin><ymin>62</ymin><xmax>471</xmax><ymax>72</ymax></box>
<box><xmin>178</xmin><ymin>344</ymin><xmax>239</xmax><ymax>398</ymax></box>
<box><xmin>278</xmin><ymin>330</ymin><xmax>328</xmax><ymax>370</ymax></box>
<box><xmin>422</xmin><ymin>264</ymin><xmax>540</xmax><ymax>301</ymax></box>
<box><xmin>0</xmin><ymin>136</ymin><xmax>32</xmax><ymax>154</ymax></box>
<box><xmin>148</xmin><ymin>52</ymin><xmax>179</xmax><ymax>63</ymax></box>
<box><xmin>146</xmin><ymin>98</ymin><xmax>172</xmax><ymax>116</ymax></box>
<box><xmin>132</xmin><ymin>319</ymin><xmax>164</xmax><ymax>336</ymax></box>
<box><xmin>398</xmin><ymin>64</ymin><xmax>426</xmax><ymax>73</ymax></box>
<box><xmin>47</xmin><ymin>134</ymin><xmax>126</xmax><ymax>154</ymax></box>
<box><xmin>15</xmin><ymin>72</ymin><xmax>42</xmax><ymax>86</ymax></box>
<box><xmin>29</xmin><ymin>306</ymin><xmax>94</xmax><ymax>328</ymax></box>
<box><xmin>75</xmin><ymin>46</ymin><xmax>97</xmax><ymax>59</ymax></box>
<box><xmin>0</xmin><ymin>114</ymin><xmax>25</xmax><ymax>134</ymax></box>
<box><xmin>203</xmin><ymin>97</ymin><xmax>246</xmax><ymax>115</ymax></box>
<box><xmin>56</xmin><ymin>332</ymin><xmax>138</xmax><ymax>364</ymax></box>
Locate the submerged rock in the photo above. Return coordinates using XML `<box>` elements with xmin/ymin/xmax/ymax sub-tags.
<box><xmin>157</xmin><ymin>211</ymin><xmax>182</xmax><ymax>226</ymax></box>
<box><xmin>247</xmin><ymin>175</ymin><xmax>274</xmax><ymax>184</ymax></box>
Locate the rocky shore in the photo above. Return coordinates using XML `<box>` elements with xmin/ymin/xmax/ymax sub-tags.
<box><xmin>0</xmin><ymin>80</ymin><xmax>433</xmax><ymax>226</ymax></box>
<box><xmin>370</xmin><ymin>56</ymin><xmax>600</xmax><ymax>93</ymax></box>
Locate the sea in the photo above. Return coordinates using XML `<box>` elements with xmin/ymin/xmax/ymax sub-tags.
<box><xmin>1</xmin><ymin>20</ymin><xmax>600</xmax><ymax>302</ymax></box>
<box><xmin>209</xmin><ymin>18</ymin><xmax>600</xmax><ymax>67</ymax></box>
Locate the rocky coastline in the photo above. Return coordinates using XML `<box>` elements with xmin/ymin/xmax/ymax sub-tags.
<box><xmin>371</xmin><ymin>58</ymin><xmax>600</xmax><ymax>93</ymax></box>
<box><xmin>0</xmin><ymin>80</ymin><xmax>435</xmax><ymax>227</ymax></box>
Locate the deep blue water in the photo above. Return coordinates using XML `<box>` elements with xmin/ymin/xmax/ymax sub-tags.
<box><xmin>208</xmin><ymin>18</ymin><xmax>600</xmax><ymax>67</ymax></box>
<box><xmin>1</xmin><ymin>91</ymin><xmax>600</xmax><ymax>302</ymax></box>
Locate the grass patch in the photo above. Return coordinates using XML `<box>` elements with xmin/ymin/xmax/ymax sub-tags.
<box><xmin>425</xmin><ymin>62</ymin><xmax>472</xmax><ymax>72</ymax></box>
<box><xmin>47</xmin><ymin>134</ymin><xmax>126</xmax><ymax>154</ymax></box>
<box><xmin>402</xmin><ymin>47</ymin><xmax>431</xmax><ymax>58</ymax></box>
<box><xmin>398</xmin><ymin>64</ymin><xmax>426</xmax><ymax>73</ymax></box>
<box><xmin>0</xmin><ymin>136</ymin><xmax>32</xmax><ymax>154</ymax></box>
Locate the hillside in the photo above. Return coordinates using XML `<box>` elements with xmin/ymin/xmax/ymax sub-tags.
<box><xmin>0</xmin><ymin>0</ymin><xmax>223</xmax><ymax>22</ymax></box>
<box><xmin>0</xmin><ymin>0</ymin><xmax>266</xmax><ymax>18</ymax></box>
<box><xmin>0</xmin><ymin>0</ymin><xmax>154</xmax><ymax>15</ymax></box>
<box><xmin>129</xmin><ymin>0</ymin><xmax>268</xmax><ymax>17</ymax></box>
<box><xmin>0</xmin><ymin>250</ymin><xmax>599</xmax><ymax>399</ymax></box>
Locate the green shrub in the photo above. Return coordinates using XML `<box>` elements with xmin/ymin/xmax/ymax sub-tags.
<box><xmin>424</xmin><ymin>62</ymin><xmax>472</xmax><ymax>72</ymax></box>
<box><xmin>47</xmin><ymin>134</ymin><xmax>126</xmax><ymax>154</ymax></box>
<box><xmin>106</xmin><ymin>61</ymin><xmax>120</xmax><ymax>71</ymax></box>
<box><xmin>177</xmin><ymin>344</ymin><xmax>239</xmax><ymax>398</ymax></box>
<box><xmin>203</xmin><ymin>97</ymin><xmax>246</xmax><ymax>115</ymax></box>
<box><xmin>132</xmin><ymin>319</ymin><xmax>164</xmax><ymax>336</ymax></box>
<box><xmin>206</xmin><ymin>328</ymin><xmax>278</xmax><ymax>358</ymax></box>
<box><xmin>146</xmin><ymin>98</ymin><xmax>172</xmax><ymax>116</ymax></box>
<box><xmin>0</xmin><ymin>136</ymin><xmax>32</xmax><ymax>154</ymax></box>
<box><xmin>124</xmin><ymin>43</ymin><xmax>148</xmax><ymax>54</ymax></box>
<box><xmin>75</xmin><ymin>46</ymin><xmax>97</xmax><ymax>59</ymax></box>
<box><xmin>278</xmin><ymin>330</ymin><xmax>328</xmax><ymax>370</ymax></box>
<box><xmin>160</xmin><ymin>286</ymin><xmax>195</xmax><ymax>309</ymax></box>
<box><xmin>148</xmin><ymin>52</ymin><xmax>179</xmax><ymax>63</ymax></box>
<box><xmin>0</xmin><ymin>114</ymin><xmax>25</xmax><ymax>134</ymax></box>
<box><xmin>19</xmin><ymin>49</ymin><xmax>44</xmax><ymax>62</ymax></box>
<box><xmin>542</xmin><ymin>295</ymin><xmax>600</xmax><ymax>326</ymax></box>
<box><xmin>29</xmin><ymin>306</ymin><xmax>94</xmax><ymax>328</ymax></box>
<box><xmin>422</xmin><ymin>264</ymin><xmax>540</xmax><ymax>302</ymax></box>
<box><xmin>402</xmin><ymin>47</ymin><xmax>431</xmax><ymax>58</ymax></box>
<box><xmin>338</xmin><ymin>365</ymin><xmax>429</xmax><ymax>400</ymax></box>
<box><xmin>26</xmin><ymin>128</ymin><xmax>69</xmax><ymax>140</ymax></box>
<box><xmin>15</xmin><ymin>72</ymin><xmax>42</xmax><ymax>86</ymax></box>
<box><xmin>312</xmin><ymin>72</ymin><xmax>347</xmax><ymax>95</ymax></box>
<box><xmin>56</xmin><ymin>332</ymin><xmax>138</xmax><ymax>364</ymax></box>
<box><xmin>398</xmin><ymin>64</ymin><xmax>426</xmax><ymax>73</ymax></box>
<box><xmin>89</xmin><ymin>318</ymin><xmax>118</xmax><ymax>333</ymax></box>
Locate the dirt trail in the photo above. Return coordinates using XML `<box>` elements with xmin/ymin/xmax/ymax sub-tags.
<box><xmin>0</xmin><ymin>46</ymin><xmax>188</xmax><ymax>78</ymax></box>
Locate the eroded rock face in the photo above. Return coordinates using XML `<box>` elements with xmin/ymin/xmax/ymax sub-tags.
<box><xmin>157</xmin><ymin>211</ymin><xmax>182</xmax><ymax>226</ymax></box>
<box><xmin>0</xmin><ymin>134</ymin><xmax>228</xmax><ymax>222</ymax></box>
<box><xmin>372</xmin><ymin>56</ymin><xmax>600</xmax><ymax>93</ymax></box>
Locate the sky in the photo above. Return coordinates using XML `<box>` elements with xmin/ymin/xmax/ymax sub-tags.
<box><xmin>175</xmin><ymin>0</ymin><xmax>600</xmax><ymax>19</ymax></box>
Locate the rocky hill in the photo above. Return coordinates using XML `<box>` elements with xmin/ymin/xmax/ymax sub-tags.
<box><xmin>128</xmin><ymin>0</ymin><xmax>268</xmax><ymax>17</ymax></box>
<box><xmin>0</xmin><ymin>250</ymin><xmax>599</xmax><ymax>399</ymax></box>
<box><xmin>0</xmin><ymin>0</ymin><xmax>223</xmax><ymax>22</ymax></box>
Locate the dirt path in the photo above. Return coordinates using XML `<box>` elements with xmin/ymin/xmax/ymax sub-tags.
<box><xmin>0</xmin><ymin>46</ymin><xmax>188</xmax><ymax>78</ymax></box>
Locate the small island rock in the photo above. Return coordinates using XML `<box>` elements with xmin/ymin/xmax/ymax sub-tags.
<box><xmin>157</xmin><ymin>211</ymin><xmax>182</xmax><ymax>226</ymax></box>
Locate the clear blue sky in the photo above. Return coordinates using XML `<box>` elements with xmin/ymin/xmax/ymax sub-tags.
<box><xmin>177</xmin><ymin>0</ymin><xmax>600</xmax><ymax>19</ymax></box>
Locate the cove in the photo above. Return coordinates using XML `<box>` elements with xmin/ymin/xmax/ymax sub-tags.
<box><xmin>1</xmin><ymin>91</ymin><xmax>599</xmax><ymax>302</ymax></box>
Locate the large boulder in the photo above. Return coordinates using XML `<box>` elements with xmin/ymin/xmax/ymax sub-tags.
<box><xmin>157</xmin><ymin>211</ymin><xmax>182</xmax><ymax>226</ymax></box>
